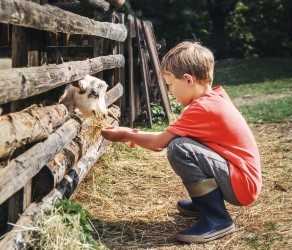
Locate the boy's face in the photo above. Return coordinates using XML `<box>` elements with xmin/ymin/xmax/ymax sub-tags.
<box><xmin>163</xmin><ymin>73</ymin><xmax>195</xmax><ymax>107</ymax></box>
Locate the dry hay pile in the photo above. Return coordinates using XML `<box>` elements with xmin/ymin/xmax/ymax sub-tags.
<box><xmin>23</xmin><ymin>207</ymin><xmax>96</xmax><ymax>250</ymax></box>
<box><xmin>72</xmin><ymin>121</ymin><xmax>291</xmax><ymax>250</ymax></box>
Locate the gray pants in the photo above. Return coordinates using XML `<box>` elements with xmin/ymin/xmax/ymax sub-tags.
<box><xmin>167</xmin><ymin>137</ymin><xmax>241</xmax><ymax>206</ymax></box>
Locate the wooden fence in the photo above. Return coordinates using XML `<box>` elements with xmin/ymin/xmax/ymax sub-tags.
<box><xmin>0</xmin><ymin>0</ymin><xmax>126</xmax><ymax>248</ymax></box>
<box><xmin>0</xmin><ymin>0</ymin><xmax>172</xmax><ymax>248</ymax></box>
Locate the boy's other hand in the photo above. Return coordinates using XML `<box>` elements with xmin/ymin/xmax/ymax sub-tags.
<box><xmin>101</xmin><ymin>126</ymin><xmax>132</xmax><ymax>142</ymax></box>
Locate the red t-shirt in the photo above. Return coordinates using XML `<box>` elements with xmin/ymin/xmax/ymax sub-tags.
<box><xmin>166</xmin><ymin>86</ymin><xmax>261</xmax><ymax>206</ymax></box>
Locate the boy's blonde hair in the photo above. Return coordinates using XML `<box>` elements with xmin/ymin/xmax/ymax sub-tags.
<box><xmin>161</xmin><ymin>41</ymin><xmax>214</xmax><ymax>83</ymax></box>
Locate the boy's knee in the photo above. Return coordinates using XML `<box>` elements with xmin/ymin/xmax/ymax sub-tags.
<box><xmin>167</xmin><ymin>137</ymin><xmax>199</xmax><ymax>155</ymax></box>
<box><xmin>167</xmin><ymin>137</ymin><xmax>187</xmax><ymax>162</ymax></box>
<box><xmin>167</xmin><ymin>137</ymin><xmax>205</xmax><ymax>185</ymax></box>
<box><xmin>167</xmin><ymin>137</ymin><xmax>197</xmax><ymax>168</ymax></box>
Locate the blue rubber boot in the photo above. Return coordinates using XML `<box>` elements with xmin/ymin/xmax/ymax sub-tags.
<box><xmin>176</xmin><ymin>179</ymin><xmax>235</xmax><ymax>243</ymax></box>
<box><xmin>177</xmin><ymin>199</ymin><xmax>200</xmax><ymax>217</ymax></box>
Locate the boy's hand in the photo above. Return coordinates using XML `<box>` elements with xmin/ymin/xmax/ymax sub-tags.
<box><xmin>101</xmin><ymin>126</ymin><xmax>132</xmax><ymax>142</ymax></box>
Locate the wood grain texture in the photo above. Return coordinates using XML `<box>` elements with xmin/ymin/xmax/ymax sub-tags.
<box><xmin>0</xmin><ymin>105</ymin><xmax>69</xmax><ymax>160</ymax></box>
<box><xmin>0</xmin><ymin>117</ymin><xmax>118</xmax><ymax>249</ymax></box>
<box><xmin>0</xmin><ymin>54</ymin><xmax>125</xmax><ymax>105</ymax></box>
<box><xmin>0</xmin><ymin>0</ymin><xmax>127</xmax><ymax>41</ymax></box>
<box><xmin>0</xmin><ymin>119</ymin><xmax>81</xmax><ymax>205</ymax></box>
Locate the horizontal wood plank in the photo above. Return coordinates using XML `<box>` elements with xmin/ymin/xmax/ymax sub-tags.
<box><xmin>0</xmin><ymin>83</ymin><xmax>123</xmax><ymax>205</ymax></box>
<box><xmin>0</xmin><ymin>54</ymin><xmax>125</xmax><ymax>105</ymax></box>
<box><xmin>0</xmin><ymin>119</ymin><xmax>82</xmax><ymax>205</ymax></box>
<box><xmin>0</xmin><ymin>104</ymin><xmax>69</xmax><ymax>160</ymax></box>
<box><xmin>53</xmin><ymin>0</ymin><xmax>110</xmax><ymax>12</ymax></box>
<box><xmin>0</xmin><ymin>116</ymin><xmax>119</xmax><ymax>249</ymax></box>
<box><xmin>33</xmin><ymin>87</ymin><xmax>123</xmax><ymax>200</ymax></box>
<box><xmin>0</xmin><ymin>0</ymin><xmax>127</xmax><ymax>41</ymax></box>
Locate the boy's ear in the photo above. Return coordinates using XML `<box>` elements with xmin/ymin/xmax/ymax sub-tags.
<box><xmin>183</xmin><ymin>74</ymin><xmax>194</xmax><ymax>85</ymax></box>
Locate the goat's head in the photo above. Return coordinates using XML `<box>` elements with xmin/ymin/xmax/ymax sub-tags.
<box><xmin>72</xmin><ymin>75</ymin><xmax>108</xmax><ymax>118</ymax></box>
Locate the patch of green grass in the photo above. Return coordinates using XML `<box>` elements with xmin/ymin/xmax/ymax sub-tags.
<box><xmin>213</xmin><ymin>57</ymin><xmax>292</xmax><ymax>123</ymax></box>
<box><xmin>25</xmin><ymin>199</ymin><xmax>102</xmax><ymax>249</ymax></box>
<box><xmin>264</xmin><ymin>221</ymin><xmax>278</xmax><ymax>231</ymax></box>
<box><xmin>223</xmin><ymin>78</ymin><xmax>292</xmax><ymax>99</ymax></box>
<box><xmin>244</xmin><ymin>234</ymin><xmax>272</xmax><ymax>250</ymax></box>
<box><xmin>244</xmin><ymin>230</ymin><xmax>285</xmax><ymax>250</ymax></box>
<box><xmin>105</xmin><ymin>142</ymin><xmax>151</xmax><ymax>163</ymax></box>
<box><xmin>244</xmin><ymin>234</ymin><xmax>260</xmax><ymax>249</ymax></box>
<box><xmin>214</xmin><ymin>57</ymin><xmax>292</xmax><ymax>86</ymax></box>
<box><xmin>137</xmin><ymin>122</ymin><xmax>168</xmax><ymax>132</ymax></box>
<box><xmin>214</xmin><ymin>58</ymin><xmax>292</xmax><ymax>99</ymax></box>
<box><xmin>238</xmin><ymin>96</ymin><xmax>292</xmax><ymax>123</ymax></box>
<box><xmin>54</xmin><ymin>199</ymin><xmax>98</xmax><ymax>249</ymax></box>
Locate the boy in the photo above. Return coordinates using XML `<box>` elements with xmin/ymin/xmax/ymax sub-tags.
<box><xmin>101</xmin><ymin>41</ymin><xmax>262</xmax><ymax>243</ymax></box>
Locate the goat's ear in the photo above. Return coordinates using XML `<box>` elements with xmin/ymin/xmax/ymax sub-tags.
<box><xmin>72</xmin><ymin>81</ymin><xmax>87</xmax><ymax>93</ymax></box>
<box><xmin>71</xmin><ymin>81</ymin><xmax>81</xmax><ymax>89</ymax></box>
<box><xmin>71</xmin><ymin>81</ymin><xmax>86</xmax><ymax>94</ymax></box>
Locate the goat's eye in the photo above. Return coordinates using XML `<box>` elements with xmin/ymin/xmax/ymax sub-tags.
<box><xmin>91</xmin><ymin>90</ymin><xmax>99</xmax><ymax>97</ymax></box>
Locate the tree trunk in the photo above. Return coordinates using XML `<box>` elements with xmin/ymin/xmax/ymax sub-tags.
<box><xmin>210</xmin><ymin>14</ymin><xmax>230</xmax><ymax>59</ymax></box>
<box><xmin>206</xmin><ymin>0</ymin><xmax>239</xmax><ymax>59</ymax></box>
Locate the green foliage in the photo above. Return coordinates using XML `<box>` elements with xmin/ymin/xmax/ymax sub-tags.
<box><xmin>127</xmin><ymin>0</ymin><xmax>291</xmax><ymax>58</ymax></box>
<box><xmin>55</xmin><ymin>199</ymin><xmax>98</xmax><ymax>249</ymax></box>
<box><xmin>239</xmin><ymin>0</ymin><xmax>291</xmax><ymax>57</ymax></box>
<box><xmin>150</xmin><ymin>102</ymin><xmax>166</xmax><ymax>125</ymax></box>
<box><xmin>169</xmin><ymin>95</ymin><xmax>183</xmax><ymax>114</ymax></box>
<box><xmin>227</xmin><ymin>2</ymin><xmax>255</xmax><ymax>57</ymax></box>
<box><xmin>150</xmin><ymin>97</ymin><xmax>183</xmax><ymax>126</ymax></box>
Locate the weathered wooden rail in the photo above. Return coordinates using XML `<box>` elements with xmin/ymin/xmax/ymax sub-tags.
<box><xmin>0</xmin><ymin>84</ymin><xmax>123</xmax><ymax>206</ymax></box>
<box><xmin>0</xmin><ymin>105</ymin><xmax>69</xmax><ymax>160</ymax></box>
<box><xmin>0</xmin><ymin>108</ymin><xmax>120</xmax><ymax>249</ymax></box>
<box><xmin>0</xmin><ymin>54</ymin><xmax>125</xmax><ymax>104</ymax></box>
<box><xmin>0</xmin><ymin>0</ymin><xmax>126</xmax><ymax>247</ymax></box>
<box><xmin>0</xmin><ymin>0</ymin><xmax>126</xmax><ymax>41</ymax></box>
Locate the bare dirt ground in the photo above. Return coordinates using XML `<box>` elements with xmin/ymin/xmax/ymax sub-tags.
<box><xmin>72</xmin><ymin>120</ymin><xmax>291</xmax><ymax>250</ymax></box>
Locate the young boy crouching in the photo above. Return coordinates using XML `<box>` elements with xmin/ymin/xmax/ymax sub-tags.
<box><xmin>101</xmin><ymin>41</ymin><xmax>261</xmax><ymax>243</ymax></box>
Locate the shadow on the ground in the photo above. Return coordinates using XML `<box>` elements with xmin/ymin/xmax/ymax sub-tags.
<box><xmin>91</xmin><ymin>212</ymin><xmax>199</xmax><ymax>249</ymax></box>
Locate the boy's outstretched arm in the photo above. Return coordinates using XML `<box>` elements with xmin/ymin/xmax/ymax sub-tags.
<box><xmin>101</xmin><ymin>126</ymin><xmax>177</xmax><ymax>152</ymax></box>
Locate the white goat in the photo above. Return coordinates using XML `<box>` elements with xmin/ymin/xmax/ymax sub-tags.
<box><xmin>59</xmin><ymin>75</ymin><xmax>108</xmax><ymax>119</ymax></box>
